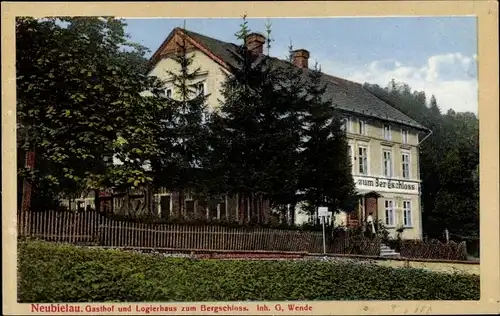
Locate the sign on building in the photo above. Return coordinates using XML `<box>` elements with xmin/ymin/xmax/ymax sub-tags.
<box><xmin>353</xmin><ymin>176</ymin><xmax>420</xmax><ymax>194</ymax></box>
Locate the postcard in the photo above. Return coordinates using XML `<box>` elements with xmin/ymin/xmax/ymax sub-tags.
<box><xmin>2</xmin><ymin>1</ymin><xmax>499</xmax><ymax>315</ymax></box>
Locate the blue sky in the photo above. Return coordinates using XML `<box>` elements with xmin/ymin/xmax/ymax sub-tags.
<box><xmin>124</xmin><ymin>17</ymin><xmax>478</xmax><ymax>114</ymax></box>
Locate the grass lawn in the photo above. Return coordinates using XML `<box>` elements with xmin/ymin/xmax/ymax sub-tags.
<box><xmin>18</xmin><ymin>240</ymin><xmax>479</xmax><ymax>302</ymax></box>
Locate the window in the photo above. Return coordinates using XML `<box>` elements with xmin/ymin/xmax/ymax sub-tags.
<box><xmin>403</xmin><ymin>200</ymin><xmax>412</xmax><ymax>227</ymax></box>
<box><xmin>358</xmin><ymin>146</ymin><xmax>368</xmax><ymax>175</ymax></box>
<box><xmin>157</xmin><ymin>194</ymin><xmax>171</xmax><ymax>219</ymax></box>
<box><xmin>195</xmin><ymin>82</ymin><xmax>205</xmax><ymax>96</ymax></box>
<box><xmin>347</xmin><ymin>145</ymin><xmax>354</xmax><ymax>173</ymax></box>
<box><xmin>383</xmin><ymin>124</ymin><xmax>391</xmax><ymax>140</ymax></box>
<box><xmin>382</xmin><ymin>149</ymin><xmax>393</xmax><ymax>177</ymax></box>
<box><xmin>185</xmin><ymin>200</ymin><xmax>195</xmax><ymax>217</ymax></box>
<box><xmin>209</xmin><ymin>203</ymin><xmax>218</xmax><ymax>220</ymax></box>
<box><xmin>401</xmin><ymin>129</ymin><xmax>408</xmax><ymax>144</ymax></box>
<box><xmin>384</xmin><ymin>200</ymin><xmax>395</xmax><ymax>227</ymax></box>
<box><xmin>165</xmin><ymin>88</ymin><xmax>172</xmax><ymax>98</ymax></box>
<box><xmin>402</xmin><ymin>152</ymin><xmax>410</xmax><ymax>179</ymax></box>
<box><xmin>341</xmin><ymin>117</ymin><xmax>350</xmax><ymax>132</ymax></box>
<box><xmin>358</xmin><ymin>119</ymin><xmax>366</xmax><ymax>135</ymax></box>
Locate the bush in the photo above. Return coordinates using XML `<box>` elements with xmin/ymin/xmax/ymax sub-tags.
<box><xmin>18</xmin><ymin>240</ymin><xmax>479</xmax><ymax>302</ymax></box>
<box><xmin>399</xmin><ymin>239</ymin><xmax>468</xmax><ymax>261</ymax></box>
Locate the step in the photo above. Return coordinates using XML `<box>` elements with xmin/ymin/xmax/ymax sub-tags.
<box><xmin>381</xmin><ymin>249</ymin><xmax>397</xmax><ymax>253</ymax></box>
<box><xmin>381</xmin><ymin>251</ymin><xmax>399</xmax><ymax>256</ymax></box>
<box><xmin>380</xmin><ymin>245</ymin><xmax>396</xmax><ymax>250</ymax></box>
<box><xmin>380</xmin><ymin>253</ymin><xmax>401</xmax><ymax>258</ymax></box>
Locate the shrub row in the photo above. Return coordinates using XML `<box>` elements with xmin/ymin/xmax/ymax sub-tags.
<box><xmin>390</xmin><ymin>239</ymin><xmax>468</xmax><ymax>261</ymax></box>
<box><xmin>18</xmin><ymin>240</ymin><xmax>479</xmax><ymax>302</ymax></box>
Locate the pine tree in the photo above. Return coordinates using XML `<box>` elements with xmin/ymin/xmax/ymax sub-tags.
<box><xmin>208</xmin><ymin>16</ymin><xmax>260</xmax><ymax>223</ymax></box>
<box><xmin>298</xmin><ymin>62</ymin><xmax>357</xmax><ymax>219</ymax></box>
<box><xmin>265</xmin><ymin>41</ymin><xmax>310</xmax><ymax>224</ymax></box>
<box><xmin>153</xmin><ymin>27</ymin><xmax>210</xmax><ymax>219</ymax></box>
<box><xmin>209</xmin><ymin>16</ymin><xmax>287</xmax><ymax>223</ymax></box>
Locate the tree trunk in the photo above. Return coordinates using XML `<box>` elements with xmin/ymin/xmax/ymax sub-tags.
<box><xmin>94</xmin><ymin>189</ymin><xmax>101</xmax><ymax>214</ymax></box>
<box><xmin>144</xmin><ymin>185</ymin><xmax>153</xmax><ymax>217</ymax></box>
<box><xmin>238</xmin><ymin>193</ymin><xmax>245</xmax><ymax>224</ymax></box>
<box><xmin>124</xmin><ymin>189</ymin><xmax>130</xmax><ymax>216</ymax></box>
<box><xmin>21</xmin><ymin>150</ymin><xmax>36</xmax><ymax>213</ymax></box>
<box><xmin>290</xmin><ymin>202</ymin><xmax>296</xmax><ymax>226</ymax></box>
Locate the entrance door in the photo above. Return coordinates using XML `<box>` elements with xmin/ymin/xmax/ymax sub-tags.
<box><xmin>364</xmin><ymin>192</ymin><xmax>380</xmax><ymax>224</ymax></box>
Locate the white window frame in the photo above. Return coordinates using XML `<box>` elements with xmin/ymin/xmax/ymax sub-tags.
<box><xmin>155</xmin><ymin>193</ymin><xmax>173</xmax><ymax>218</ymax></box>
<box><xmin>165</xmin><ymin>87</ymin><xmax>173</xmax><ymax>98</ymax></box>
<box><xmin>384</xmin><ymin>199</ymin><xmax>395</xmax><ymax>227</ymax></box>
<box><xmin>401</xmin><ymin>129</ymin><xmax>409</xmax><ymax>144</ymax></box>
<box><xmin>383</xmin><ymin>124</ymin><xmax>392</xmax><ymax>141</ymax></box>
<box><xmin>382</xmin><ymin>148</ymin><xmax>393</xmax><ymax>177</ymax></box>
<box><xmin>358</xmin><ymin>145</ymin><xmax>369</xmax><ymax>175</ymax></box>
<box><xmin>358</xmin><ymin>119</ymin><xmax>366</xmax><ymax>135</ymax></box>
<box><xmin>403</xmin><ymin>200</ymin><xmax>412</xmax><ymax>227</ymax></box>
<box><xmin>347</xmin><ymin>144</ymin><xmax>355</xmax><ymax>174</ymax></box>
<box><xmin>401</xmin><ymin>151</ymin><xmax>411</xmax><ymax>179</ymax></box>
<box><xmin>195</xmin><ymin>81</ymin><xmax>207</xmax><ymax>97</ymax></box>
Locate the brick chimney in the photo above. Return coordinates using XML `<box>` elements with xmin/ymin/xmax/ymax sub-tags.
<box><xmin>246</xmin><ymin>33</ymin><xmax>266</xmax><ymax>55</ymax></box>
<box><xmin>292</xmin><ymin>49</ymin><xmax>310</xmax><ymax>69</ymax></box>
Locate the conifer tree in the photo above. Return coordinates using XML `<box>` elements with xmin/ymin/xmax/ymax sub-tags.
<box><xmin>209</xmin><ymin>16</ymin><xmax>285</xmax><ymax>223</ymax></box>
<box><xmin>266</xmin><ymin>41</ymin><xmax>310</xmax><ymax>224</ymax></box>
<box><xmin>298</xmin><ymin>62</ymin><xmax>357</xmax><ymax>219</ymax></box>
<box><xmin>153</xmin><ymin>27</ymin><xmax>210</xmax><ymax>219</ymax></box>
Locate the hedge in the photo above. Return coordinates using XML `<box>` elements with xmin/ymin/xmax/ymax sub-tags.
<box><xmin>18</xmin><ymin>240</ymin><xmax>479</xmax><ymax>302</ymax></box>
<box><xmin>385</xmin><ymin>239</ymin><xmax>469</xmax><ymax>261</ymax></box>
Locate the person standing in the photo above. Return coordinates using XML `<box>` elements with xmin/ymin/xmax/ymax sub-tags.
<box><xmin>366</xmin><ymin>212</ymin><xmax>376</xmax><ymax>237</ymax></box>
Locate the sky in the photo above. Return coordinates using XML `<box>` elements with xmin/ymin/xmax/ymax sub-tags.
<box><xmin>123</xmin><ymin>17</ymin><xmax>478</xmax><ymax>114</ymax></box>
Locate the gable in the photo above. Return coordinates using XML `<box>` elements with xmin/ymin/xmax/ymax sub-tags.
<box><xmin>149</xmin><ymin>28</ymin><xmax>231</xmax><ymax>73</ymax></box>
<box><xmin>152</xmin><ymin>31</ymin><xmax>197</xmax><ymax>61</ymax></box>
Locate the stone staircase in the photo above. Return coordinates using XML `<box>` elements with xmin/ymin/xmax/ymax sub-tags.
<box><xmin>380</xmin><ymin>243</ymin><xmax>400</xmax><ymax>258</ymax></box>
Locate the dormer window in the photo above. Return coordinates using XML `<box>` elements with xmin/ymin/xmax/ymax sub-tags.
<box><xmin>383</xmin><ymin>124</ymin><xmax>391</xmax><ymax>141</ymax></box>
<box><xmin>358</xmin><ymin>119</ymin><xmax>366</xmax><ymax>135</ymax></box>
<box><xmin>401</xmin><ymin>129</ymin><xmax>409</xmax><ymax>144</ymax></box>
<box><xmin>340</xmin><ymin>117</ymin><xmax>350</xmax><ymax>132</ymax></box>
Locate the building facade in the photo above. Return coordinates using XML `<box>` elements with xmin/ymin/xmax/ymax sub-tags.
<box><xmin>145</xmin><ymin>27</ymin><xmax>430</xmax><ymax>234</ymax></box>
<box><xmin>342</xmin><ymin>115</ymin><xmax>422</xmax><ymax>239</ymax></box>
<box><xmin>295</xmin><ymin>116</ymin><xmax>424</xmax><ymax>239</ymax></box>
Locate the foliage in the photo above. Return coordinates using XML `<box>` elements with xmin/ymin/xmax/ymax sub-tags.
<box><xmin>329</xmin><ymin>236</ymin><xmax>381</xmax><ymax>256</ymax></box>
<box><xmin>449</xmin><ymin>233</ymin><xmax>479</xmax><ymax>258</ymax></box>
<box><xmin>18</xmin><ymin>240</ymin><xmax>479</xmax><ymax>302</ymax></box>
<box><xmin>16</xmin><ymin>17</ymin><xmax>165</xmax><ymax>201</ymax></box>
<box><xmin>398</xmin><ymin>239</ymin><xmax>468</xmax><ymax>261</ymax></box>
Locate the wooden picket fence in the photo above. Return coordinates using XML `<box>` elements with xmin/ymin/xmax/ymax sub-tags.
<box><xmin>17</xmin><ymin>210</ymin><xmax>329</xmax><ymax>253</ymax></box>
<box><xmin>17</xmin><ymin>210</ymin><xmax>100</xmax><ymax>244</ymax></box>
